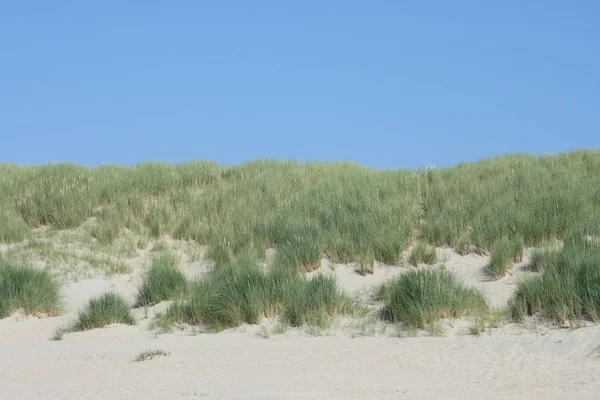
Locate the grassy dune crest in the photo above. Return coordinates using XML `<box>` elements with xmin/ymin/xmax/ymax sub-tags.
<box><xmin>3</xmin><ymin>152</ymin><xmax>600</xmax><ymax>267</ymax></box>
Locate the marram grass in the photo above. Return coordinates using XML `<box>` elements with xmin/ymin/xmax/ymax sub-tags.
<box><xmin>378</xmin><ymin>268</ymin><xmax>488</xmax><ymax>329</ymax></box>
<box><xmin>0</xmin><ymin>260</ymin><xmax>62</xmax><ymax>318</ymax></box>
<box><xmin>1</xmin><ymin>151</ymin><xmax>600</xmax><ymax>271</ymax></box>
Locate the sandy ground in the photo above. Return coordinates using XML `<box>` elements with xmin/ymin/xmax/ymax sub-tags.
<box><xmin>2</xmin><ymin>243</ymin><xmax>600</xmax><ymax>400</ymax></box>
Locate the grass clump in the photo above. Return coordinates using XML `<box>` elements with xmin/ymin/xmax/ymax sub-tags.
<box><xmin>378</xmin><ymin>268</ymin><xmax>488</xmax><ymax>329</ymax></box>
<box><xmin>0</xmin><ymin>205</ymin><xmax>30</xmax><ymax>243</ymax></box>
<box><xmin>163</xmin><ymin>251</ymin><xmax>359</xmax><ymax>331</ymax></box>
<box><xmin>408</xmin><ymin>243</ymin><xmax>437</xmax><ymax>266</ymax></box>
<box><xmin>528</xmin><ymin>247</ymin><xmax>560</xmax><ymax>272</ymax></box>
<box><xmin>270</xmin><ymin>222</ymin><xmax>325</xmax><ymax>273</ymax></box>
<box><xmin>91</xmin><ymin>205</ymin><xmax>123</xmax><ymax>245</ymax></box>
<box><xmin>470</xmin><ymin>307</ymin><xmax>508</xmax><ymax>336</ymax></box>
<box><xmin>135</xmin><ymin>252</ymin><xmax>188</xmax><ymax>307</ymax></box>
<box><xmin>510</xmin><ymin>239</ymin><xmax>600</xmax><ymax>324</ymax></box>
<box><xmin>0</xmin><ymin>260</ymin><xmax>62</xmax><ymax>318</ymax></box>
<box><xmin>70</xmin><ymin>292</ymin><xmax>135</xmax><ymax>331</ymax></box>
<box><xmin>133</xmin><ymin>349</ymin><xmax>170</xmax><ymax>362</ymax></box>
<box><xmin>488</xmin><ymin>236</ymin><xmax>524</xmax><ymax>280</ymax></box>
<box><xmin>282</xmin><ymin>274</ymin><xmax>360</xmax><ymax>328</ymax></box>
<box><xmin>356</xmin><ymin>250</ymin><xmax>375</xmax><ymax>276</ymax></box>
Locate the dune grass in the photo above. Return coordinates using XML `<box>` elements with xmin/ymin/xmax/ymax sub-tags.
<box><xmin>408</xmin><ymin>242</ymin><xmax>437</xmax><ymax>266</ymax></box>
<box><xmin>133</xmin><ymin>349</ymin><xmax>170</xmax><ymax>362</ymax></box>
<box><xmin>378</xmin><ymin>268</ymin><xmax>488</xmax><ymax>329</ymax></box>
<box><xmin>488</xmin><ymin>236</ymin><xmax>524</xmax><ymax>280</ymax></box>
<box><xmin>0</xmin><ymin>204</ymin><xmax>30</xmax><ymax>243</ymax></box>
<box><xmin>69</xmin><ymin>292</ymin><xmax>135</xmax><ymax>332</ymax></box>
<box><xmin>3</xmin><ymin>152</ymin><xmax>600</xmax><ymax>331</ymax></box>
<box><xmin>135</xmin><ymin>252</ymin><xmax>188</xmax><ymax>307</ymax></box>
<box><xmin>0</xmin><ymin>260</ymin><xmax>62</xmax><ymax>318</ymax></box>
<box><xmin>2</xmin><ymin>152</ymin><xmax>600</xmax><ymax>267</ymax></box>
<box><xmin>528</xmin><ymin>247</ymin><xmax>560</xmax><ymax>272</ymax></box>
<box><xmin>421</xmin><ymin>151</ymin><xmax>600</xmax><ymax>252</ymax></box>
<box><xmin>510</xmin><ymin>239</ymin><xmax>600</xmax><ymax>324</ymax></box>
<box><xmin>356</xmin><ymin>250</ymin><xmax>375</xmax><ymax>276</ymax></box>
<box><xmin>0</xmin><ymin>161</ymin><xmax>420</xmax><ymax>267</ymax></box>
<box><xmin>162</xmin><ymin>251</ymin><xmax>360</xmax><ymax>331</ymax></box>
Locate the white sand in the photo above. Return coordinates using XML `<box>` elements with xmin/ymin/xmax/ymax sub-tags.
<box><xmin>2</xmin><ymin>246</ymin><xmax>600</xmax><ymax>399</ymax></box>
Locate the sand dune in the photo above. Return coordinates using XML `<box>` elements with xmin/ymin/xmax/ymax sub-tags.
<box><xmin>1</xmin><ymin>246</ymin><xmax>599</xmax><ymax>400</ymax></box>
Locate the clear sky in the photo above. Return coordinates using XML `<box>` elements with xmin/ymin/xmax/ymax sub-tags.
<box><xmin>1</xmin><ymin>1</ymin><xmax>599</xmax><ymax>169</ymax></box>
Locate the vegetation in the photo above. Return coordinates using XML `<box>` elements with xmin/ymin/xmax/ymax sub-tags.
<box><xmin>356</xmin><ymin>251</ymin><xmax>375</xmax><ymax>276</ymax></box>
<box><xmin>135</xmin><ymin>252</ymin><xmax>188</xmax><ymax>307</ymax></box>
<box><xmin>378</xmin><ymin>268</ymin><xmax>488</xmax><ymax>329</ymax></box>
<box><xmin>0</xmin><ymin>260</ymin><xmax>61</xmax><ymax>318</ymax></box>
<box><xmin>163</xmin><ymin>251</ymin><xmax>360</xmax><ymax>331</ymax></box>
<box><xmin>510</xmin><ymin>238</ymin><xmax>600</xmax><ymax>325</ymax></box>
<box><xmin>2</xmin><ymin>151</ymin><xmax>600</xmax><ymax>332</ymax></box>
<box><xmin>2</xmin><ymin>152</ymin><xmax>599</xmax><ymax>268</ymax></box>
<box><xmin>69</xmin><ymin>292</ymin><xmax>136</xmax><ymax>331</ymax></box>
<box><xmin>408</xmin><ymin>243</ymin><xmax>437</xmax><ymax>266</ymax></box>
<box><xmin>528</xmin><ymin>247</ymin><xmax>560</xmax><ymax>273</ymax></box>
<box><xmin>488</xmin><ymin>236</ymin><xmax>524</xmax><ymax>280</ymax></box>
<box><xmin>133</xmin><ymin>349</ymin><xmax>170</xmax><ymax>362</ymax></box>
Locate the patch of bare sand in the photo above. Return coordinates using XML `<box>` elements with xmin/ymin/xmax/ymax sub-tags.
<box><xmin>1</xmin><ymin>316</ymin><xmax>599</xmax><ymax>400</ymax></box>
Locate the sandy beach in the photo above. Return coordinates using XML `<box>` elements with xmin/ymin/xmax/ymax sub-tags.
<box><xmin>2</xmin><ymin>244</ymin><xmax>599</xmax><ymax>400</ymax></box>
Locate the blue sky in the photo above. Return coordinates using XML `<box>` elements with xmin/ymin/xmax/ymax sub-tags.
<box><xmin>1</xmin><ymin>1</ymin><xmax>598</xmax><ymax>169</ymax></box>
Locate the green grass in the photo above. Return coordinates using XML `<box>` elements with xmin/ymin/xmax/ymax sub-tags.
<box><xmin>378</xmin><ymin>268</ymin><xmax>488</xmax><ymax>329</ymax></box>
<box><xmin>0</xmin><ymin>204</ymin><xmax>30</xmax><ymax>243</ymax></box>
<box><xmin>356</xmin><ymin>250</ymin><xmax>375</xmax><ymax>276</ymax></box>
<box><xmin>528</xmin><ymin>247</ymin><xmax>560</xmax><ymax>272</ymax></box>
<box><xmin>69</xmin><ymin>292</ymin><xmax>136</xmax><ymax>331</ymax></box>
<box><xmin>135</xmin><ymin>252</ymin><xmax>188</xmax><ymax>307</ymax></box>
<box><xmin>133</xmin><ymin>349</ymin><xmax>170</xmax><ymax>362</ymax></box>
<box><xmin>408</xmin><ymin>243</ymin><xmax>437</xmax><ymax>266</ymax></box>
<box><xmin>470</xmin><ymin>307</ymin><xmax>508</xmax><ymax>336</ymax></box>
<box><xmin>282</xmin><ymin>274</ymin><xmax>360</xmax><ymax>328</ymax></box>
<box><xmin>3</xmin><ymin>152</ymin><xmax>600</xmax><ymax>328</ymax></box>
<box><xmin>0</xmin><ymin>260</ymin><xmax>62</xmax><ymax>318</ymax></box>
<box><xmin>421</xmin><ymin>151</ymin><xmax>600</xmax><ymax>252</ymax></box>
<box><xmin>91</xmin><ymin>205</ymin><xmax>123</xmax><ymax>245</ymax></box>
<box><xmin>162</xmin><ymin>251</ymin><xmax>360</xmax><ymax>331</ymax></box>
<box><xmin>488</xmin><ymin>236</ymin><xmax>524</xmax><ymax>280</ymax></box>
<box><xmin>2</xmin><ymin>152</ymin><xmax>600</xmax><ymax>268</ymax></box>
<box><xmin>510</xmin><ymin>240</ymin><xmax>600</xmax><ymax>324</ymax></box>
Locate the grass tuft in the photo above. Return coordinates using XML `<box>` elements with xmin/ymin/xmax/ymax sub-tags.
<box><xmin>282</xmin><ymin>274</ymin><xmax>360</xmax><ymax>328</ymax></box>
<box><xmin>70</xmin><ymin>292</ymin><xmax>136</xmax><ymax>331</ymax></box>
<box><xmin>133</xmin><ymin>349</ymin><xmax>170</xmax><ymax>362</ymax></box>
<box><xmin>135</xmin><ymin>252</ymin><xmax>188</xmax><ymax>307</ymax></box>
<box><xmin>378</xmin><ymin>267</ymin><xmax>488</xmax><ymax>329</ymax></box>
<box><xmin>356</xmin><ymin>251</ymin><xmax>375</xmax><ymax>276</ymax></box>
<box><xmin>162</xmin><ymin>251</ymin><xmax>360</xmax><ymax>331</ymax></box>
<box><xmin>0</xmin><ymin>205</ymin><xmax>30</xmax><ymax>243</ymax></box>
<box><xmin>488</xmin><ymin>236</ymin><xmax>524</xmax><ymax>280</ymax></box>
<box><xmin>510</xmin><ymin>239</ymin><xmax>600</xmax><ymax>324</ymax></box>
<box><xmin>408</xmin><ymin>243</ymin><xmax>437</xmax><ymax>266</ymax></box>
<box><xmin>0</xmin><ymin>260</ymin><xmax>62</xmax><ymax>318</ymax></box>
<box><xmin>528</xmin><ymin>247</ymin><xmax>559</xmax><ymax>272</ymax></box>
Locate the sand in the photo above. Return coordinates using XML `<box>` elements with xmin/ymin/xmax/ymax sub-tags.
<box><xmin>1</xmin><ymin>244</ymin><xmax>600</xmax><ymax>400</ymax></box>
